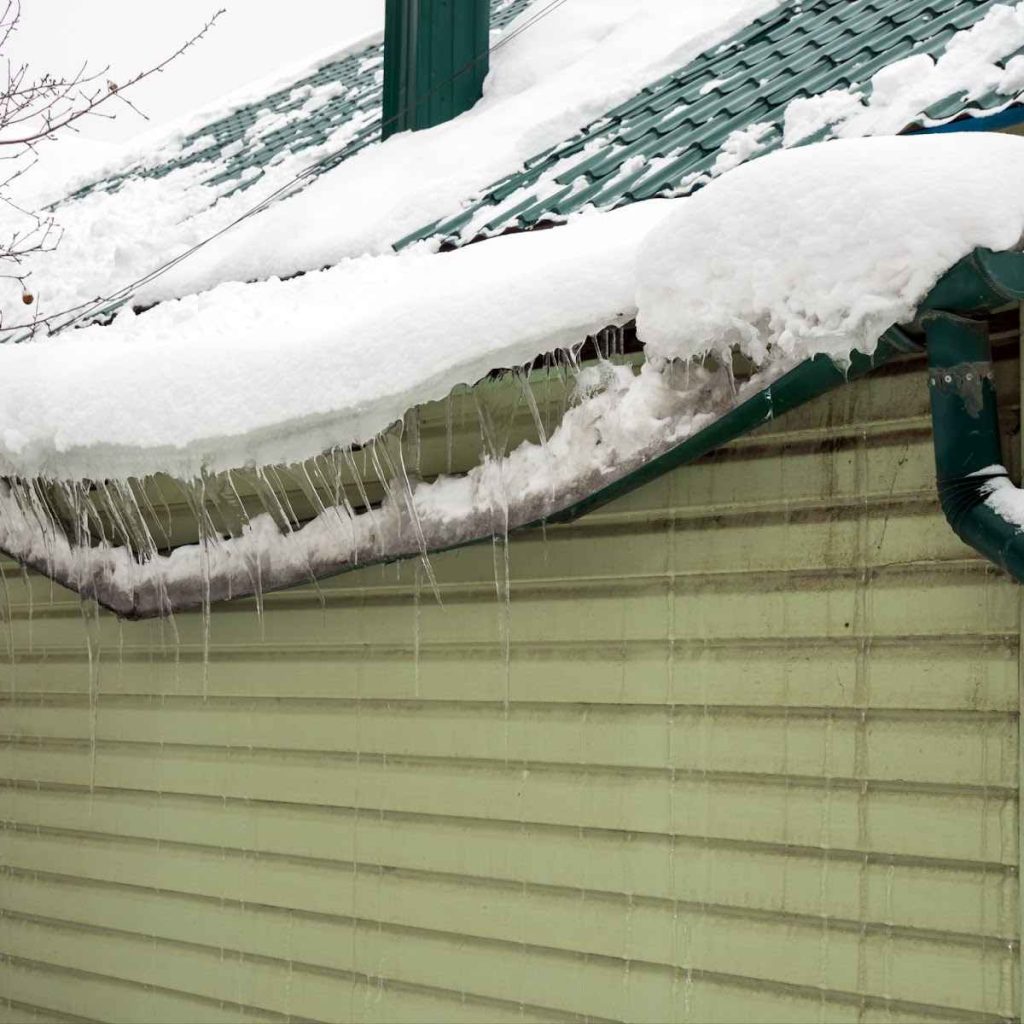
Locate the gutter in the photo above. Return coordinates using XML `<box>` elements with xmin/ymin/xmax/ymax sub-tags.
<box><xmin>912</xmin><ymin>104</ymin><xmax>1024</xmax><ymax>137</ymax></box>
<box><xmin>4</xmin><ymin>249</ymin><xmax>1024</xmax><ymax>618</ymax></box>
<box><xmin>544</xmin><ymin>247</ymin><xmax>1024</xmax><ymax>582</ymax></box>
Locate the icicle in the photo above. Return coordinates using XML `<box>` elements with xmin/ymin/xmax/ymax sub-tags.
<box><xmin>227</xmin><ymin>468</ymin><xmax>271</xmax><ymax>632</ymax></box>
<box><xmin>0</xmin><ymin>561</ymin><xmax>17</xmax><ymax>698</ymax></box>
<box><xmin>518</xmin><ymin>368</ymin><xmax>548</xmax><ymax>447</ymax></box>
<box><xmin>491</xmin><ymin>501</ymin><xmax>513</xmax><ymax>764</ymax></box>
<box><xmin>130</xmin><ymin>477</ymin><xmax>171</xmax><ymax>550</ymax></box>
<box><xmin>445</xmin><ymin>392</ymin><xmax>455</xmax><ymax>475</ymax></box>
<box><xmin>263</xmin><ymin>464</ymin><xmax>303</xmax><ymax>531</ymax></box>
<box><xmin>412</xmin><ymin>561</ymin><xmax>422</xmax><ymax>698</ymax></box>
<box><xmin>389</xmin><ymin>422</ymin><xmax>440</xmax><ymax>603</ymax></box>
<box><xmin>19</xmin><ymin>563</ymin><xmax>32</xmax><ymax>656</ymax></box>
<box><xmin>78</xmin><ymin>595</ymin><xmax>102</xmax><ymax>798</ymax></box>
<box><xmin>114</xmin><ymin>479</ymin><xmax>159</xmax><ymax>561</ymax></box>
<box><xmin>182</xmin><ymin>477</ymin><xmax>215</xmax><ymax>702</ymax></box>
<box><xmin>252</xmin><ymin>464</ymin><xmax>295</xmax><ymax>534</ymax></box>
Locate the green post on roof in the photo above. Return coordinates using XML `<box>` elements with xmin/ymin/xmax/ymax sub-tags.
<box><xmin>382</xmin><ymin>0</ymin><xmax>490</xmax><ymax>140</ymax></box>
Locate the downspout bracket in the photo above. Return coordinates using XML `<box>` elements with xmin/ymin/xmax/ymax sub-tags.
<box><xmin>927</xmin><ymin>360</ymin><xmax>995</xmax><ymax>417</ymax></box>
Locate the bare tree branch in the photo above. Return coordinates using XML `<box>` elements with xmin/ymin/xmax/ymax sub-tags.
<box><xmin>0</xmin><ymin>1</ymin><xmax>222</xmax><ymax>335</ymax></box>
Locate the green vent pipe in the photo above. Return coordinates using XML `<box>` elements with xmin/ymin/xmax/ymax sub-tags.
<box><xmin>382</xmin><ymin>0</ymin><xmax>490</xmax><ymax>140</ymax></box>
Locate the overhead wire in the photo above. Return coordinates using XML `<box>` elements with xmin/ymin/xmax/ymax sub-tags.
<box><xmin>4</xmin><ymin>0</ymin><xmax>574</xmax><ymax>343</ymax></box>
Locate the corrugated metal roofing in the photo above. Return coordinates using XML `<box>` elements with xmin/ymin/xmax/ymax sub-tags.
<box><xmin>403</xmin><ymin>0</ymin><xmax>1024</xmax><ymax>248</ymax></box>
<box><xmin>68</xmin><ymin>0</ymin><xmax>537</xmax><ymax>204</ymax></box>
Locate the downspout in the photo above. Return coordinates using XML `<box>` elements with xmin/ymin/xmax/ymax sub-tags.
<box><xmin>921</xmin><ymin>248</ymin><xmax>1024</xmax><ymax>580</ymax></box>
<box><xmin>924</xmin><ymin>312</ymin><xmax>1024</xmax><ymax>577</ymax></box>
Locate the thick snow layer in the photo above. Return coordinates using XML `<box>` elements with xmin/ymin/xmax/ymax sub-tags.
<box><xmin>0</xmin><ymin>356</ymin><xmax>757</xmax><ymax>614</ymax></box>
<box><xmin>0</xmin><ymin>0</ymin><xmax>777</xmax><ymax>329</ymax></box>
<box><xmin>637</xmin><ymin>133</ymin><xmax>1024</xmax><ymax>368</ymax></box>
<box><xmin>2</xmin><ymin>133</ymin><xmax>1024</xmax><ymax>492</ymax></box>
<box><xmin>0</xmin><ymin>201</ymin><xmax>671</xmax><ymax>482</ymax></box>
<box><xmin>6</xmin><ymin>132</ymin><xmax>1024</xmax><ymax>614</ymax></box>
<box><xmin>0</xmin><ymin>354</ymin><xmax>757</xmax><ymax>618</ymax></box>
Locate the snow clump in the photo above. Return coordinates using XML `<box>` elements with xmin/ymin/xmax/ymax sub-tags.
<box><xmin>636</xmin><ymin>133</ymin><xmax>1024</xmax><ymax>368</ymax></box>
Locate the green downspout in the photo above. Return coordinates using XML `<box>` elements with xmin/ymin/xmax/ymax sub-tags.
<box><xmin>924</xmin><ymin>312</ymin><xmax>1024</xmax><ymax>578</ymax></box>
<box><xmin>919</xmin><ymin>249</ymin><xmax>1024</xmax><ymax>582</ymax></box>
<box><xmin>382</xmin><ymin>0</ymin><xmax>491</xmax><ymax>140</ymax></box>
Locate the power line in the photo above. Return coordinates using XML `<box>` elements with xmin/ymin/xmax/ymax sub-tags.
<box><xmin>5</xmin><ymin>0</ymin><xmax>574</xmax><ymax>343</ymax></box>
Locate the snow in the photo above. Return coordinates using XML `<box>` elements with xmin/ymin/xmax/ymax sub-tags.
<box><xmin>711</xmin><ymin>122</ymin><xmax>776</xmax><ymax>175</ymax></box>
<box><xmin>0</xmin><ymin>345</ymin><xmax>756</xmax><ymax>618</ymax></box>
<box><xmin>0</xmin><ymin>200</ymin><xmax>672</xmax><ymax>483</ymax></box>
<box><xmin>416</xmin><ymin>1</ymin><xmax>1024</xmax><ymax>251</ymax></box>
<box><xmin>0</xmin><ymin>31</ymin><xmax>388</xmax><ymax>337</ymax></box>
<box><xmin>637</xmin><ymin>133</ymin><xmax>1024</xmax><ymax>369</ymax></box>
<box><xmin>3</xmin><ymin>132</ymin><xmax>1024</xmax><ymax>490</ymax></box>
<box><xmin>783</xmin><ymin>2</ymin><xmax>1024</xmax><ymax>145</ymax></box>
<box><xmin>4</xmin><ymin>131</ymin><xmax>1024</xmax><ymax>614</ymax></box>
<box><xmin>9</xmin><ymin>32</ymin><xmax>385</xmax><ymax>209</ymax></box>
<box><xmin>0</xmin><ymin>256</ymin><xmax>758</xmax><ymax>616</ymax></box>
<box><xmin>980</xmin><ymin>469</ymin><xmax>1024</xmax><ymax>528</ymax></box>
<box><xmin>0</xmin><ymin>0</ymin><xmax>779</xmax><ymax>329</ymax></box>
<box><xmin>139</xmin><ymin>0</ymin><xmax>777</xmax><ymax>300</ymax></box>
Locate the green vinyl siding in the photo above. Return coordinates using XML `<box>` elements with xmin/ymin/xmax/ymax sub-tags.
<box><xmin>0</xmin><ymin>336</ymin><xmax>1021</xmax><ymax>1022</ymax></box>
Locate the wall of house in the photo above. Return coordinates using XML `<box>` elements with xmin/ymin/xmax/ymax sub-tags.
<box><xmin>0</xmin><ymin>328</ymin><xmax>1020</xmax><ymax>1023</ymax></box>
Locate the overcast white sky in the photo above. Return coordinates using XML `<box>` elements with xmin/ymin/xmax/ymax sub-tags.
<box><xmin>9</xmin><ymin>0</ymin><xmax>385</xmax><ymax>141</ymax></box>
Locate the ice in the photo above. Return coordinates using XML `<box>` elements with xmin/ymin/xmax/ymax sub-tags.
<box><xmin>4</xmin><ymin>134</ymin><xmax>1024</xmax><ymax>613</ymax></box>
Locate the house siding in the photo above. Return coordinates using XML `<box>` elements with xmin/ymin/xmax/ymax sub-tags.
<box><xmin>0</xmin><ymin>336</ymin><xmax>1020</xmax><ymax>1022</ymax></box>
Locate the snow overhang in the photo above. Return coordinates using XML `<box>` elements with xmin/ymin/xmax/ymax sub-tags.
<box><xmin>4</xmin><ymin>134</ymin><xmax>1024</xmax><ymax>618</ymax></box>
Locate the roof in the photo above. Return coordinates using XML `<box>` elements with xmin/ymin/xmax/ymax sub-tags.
<box><xmin>407</xmin><ymin>0</ymin><xmax>1024</xmax><ymax>247</ymax></box>
<box><xmin>6</xmin><ymin>0</ymin><xmax>1024</xmax><ymax>615</ymax></box>
<box><xmin>28</xmin><ymin>0</ymin><xmax>1023</xmax><ymax>334</ymax></box>
<box><xmin>67</xmin><ymin>0</ymin><xmax>1024</xmax><ymax>249</ymax></box>
<box><xmin>65</xmin><ymin>0</ymin><xmax>538</xmax><ymax>207</ymax></box>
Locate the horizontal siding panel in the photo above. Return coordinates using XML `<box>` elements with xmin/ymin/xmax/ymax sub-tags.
<box><xmin>0</xmin><ymin>873</ymin><xmax>1015</xmax><ymax>1020</ymax></box>
<box><xmin>0</xmin><ymin>785</ymin><xmax>1014</xmax><ymax>936</ymax></box>
<box><xmin>0</xmin><ymin>915</ymin><xmax>589</xmax><ymax>1024</ymax></box>
<box><xmin>0</xmin><ymin>997</ymin><xmax>95</xmax><ymax>1024</ymax></box>
<box><xmin>0</xmin><ymin>352</ymin><xmax>1019</xmax><ymax>1021</ymax></box>
<box><xmin>0</xmin><ymin>959</ymin><xmax>287</xmax><ymax>1023</ymax></box>
<box><xmin>0</xmin><ymin>824</ymin><xmax>1015</xmax><ymax>947</ymax></box>
<box><xmin>2</xmin><ymin>628</ymin><xmax>1011</xmax><ymax>713</ymax></box>
<box><xmin>2</xmin><ymin>563</ymin><xmax>1018</xmax><ymax>657</ymax></box>
<box><xmin>0</xmin><ymin>741</ymin><xmax>1016</xmax><ymax>864</ymax></box>
<box><xmin>3</xmin><ymin>698</ymin><xmax>1017</xmax><ymax>787</ymax></box>
<box><xmin>4</xmin><ymin>638</ymin><xmax>1018</xmax><ymax>713</ymax></box>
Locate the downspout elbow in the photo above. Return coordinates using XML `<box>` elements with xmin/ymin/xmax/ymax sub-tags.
<box><xmin>925</xmin><ymin>311</ymin><xmax>1024</xmax><ymax>579</ymax></box>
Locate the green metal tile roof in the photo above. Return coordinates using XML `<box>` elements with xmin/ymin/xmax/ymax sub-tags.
<box><xmin>400</xmin><ymin>0</ymin><xmax>1024</xmax><ymax>249</ymax></box>
<box><xmin>68</xmin><ymin>0</ymin><xmax>537</xmax><ymax>204</ymax></box>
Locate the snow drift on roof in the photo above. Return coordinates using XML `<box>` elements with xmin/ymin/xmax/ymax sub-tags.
<box><xmin>783</xmin><ymin>0</ymin><xmax>1024</xmax><ymax>144</ymax></box>
<box><xmin>0</xmin><ymin>201</ymin><xmax>671</xmax><ymax>482</ymax></box>
<box><xmin>0</xmin><ymin>0</ymin><xmax>778</xmax><ymax>331</ymax></box>
<box><xmin>1</xmin><ymin>133</ymin><xmax>1023</xmax><ymax>489</ymax></box>
<box><xmin>637</xmin><ymin>132</ymin><xmax>1024</xmax><ymax>368</ymax></box>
